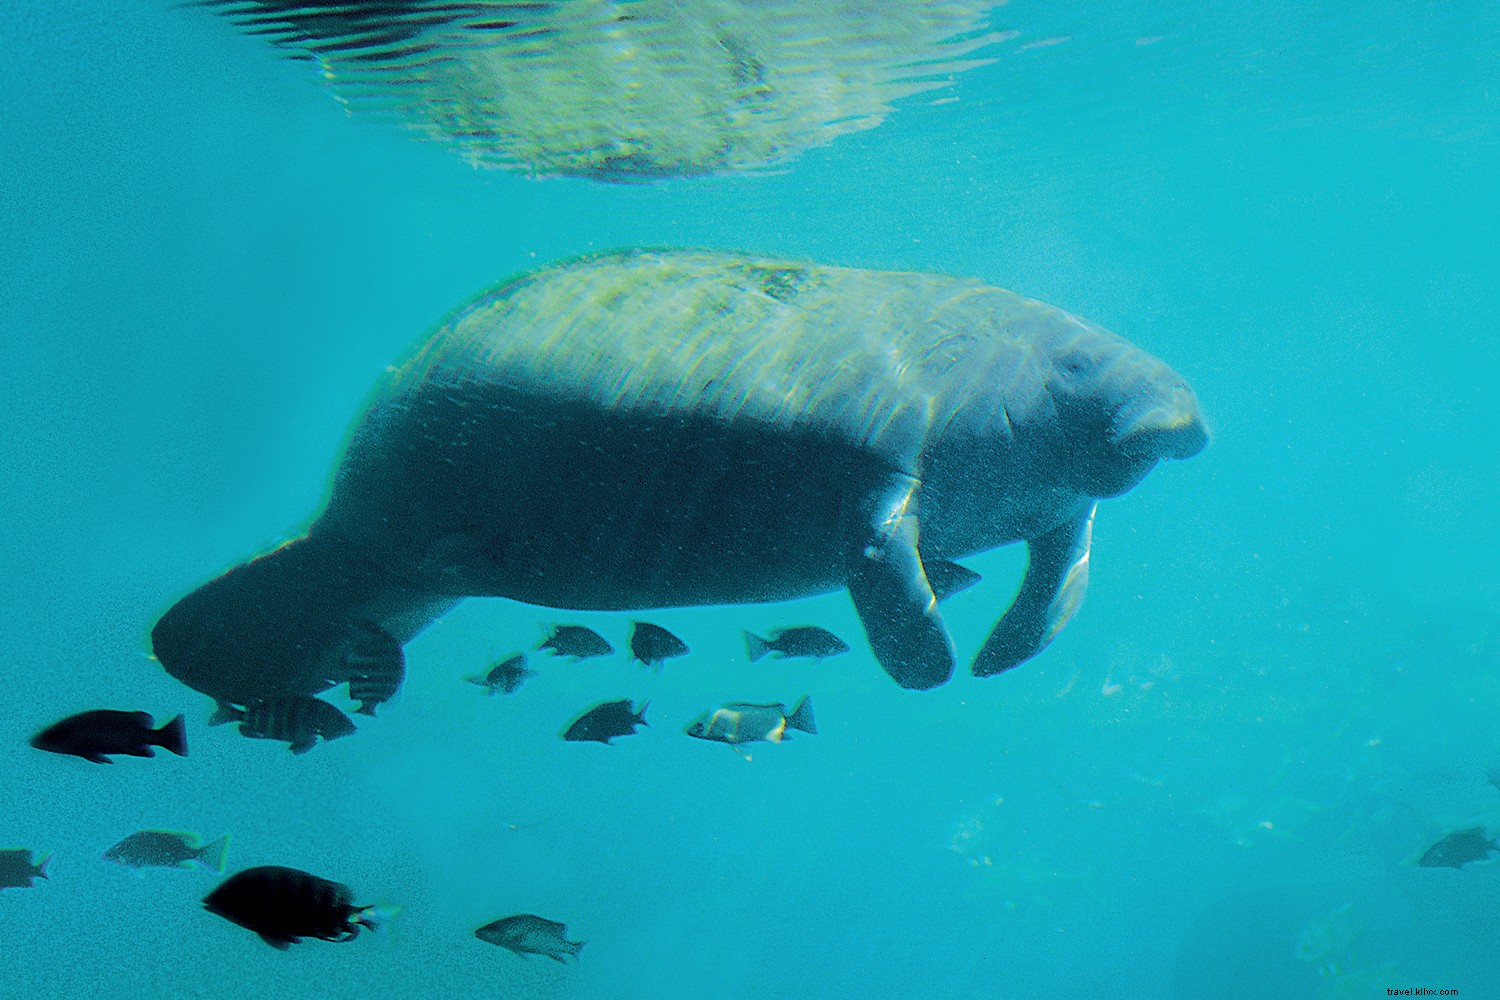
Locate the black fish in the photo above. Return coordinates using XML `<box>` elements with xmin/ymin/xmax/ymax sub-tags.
<box><xmin>925</xmin><ymin>559</ymin><xmax>982</xmax><ymax>601</ymax></box>
<box><xmin>685</xmin><ymin>697</ymin><xmax>816</xmax><ymax>745</ymax></box>
<box><xmin>1416</xmin><ymin>827</ymin><xmax>1499</xmax><ymax>869</ymax></box>
<box><xmin>104</xmin><ymin>830</ymin><xmax>230</xmax><ymax>874</ymax></box>
<box><xmin>210</xmin><ymin>697</ymin><xmax>356</xmax><ymax>754</ymax></box>
<box><xmin>742</xmin><ymin>626</ymin><xmax>849</xmax><ymax>662</ymax></box>
<box><xmin>204</xmin><ymin>865</ymin><xmax>388</xmax><ymax>950</ymax></box>
<box><xmin>475</xmin><ymin>913</ymin><xmax>584</xmax><ymax>963</ymax></box>
<box><xmin>467</xmin><ymin>653</ymin><xmax>534</xmax><ymax>694</ymax></box>
<box><xmin>31</xmin><ymin>710</ymin><xmax>187</xmax><ymax>764</ymax></box>
<box><xmin>0</xmin><ymin>849</ymin><xmax>49</xmax><ymax>891</ymax></box>
<box><xmin>562</xmin><ymin>699</ymin><xmax>648</xmax><ymax>744</ymax></box>
<box><xmin>629</xmin><ymin>621</ymin><xmax>688</xmax><ymax>670</ymax></box>
<box><xmin>538</xmin><ymin>624</ymin><xmax>613</xmax><ymax>660</ymax></box>
<box><xmin>343</xmin><ymin>621</ymin><xmax>405</xmax><ymax>716</ymax></box>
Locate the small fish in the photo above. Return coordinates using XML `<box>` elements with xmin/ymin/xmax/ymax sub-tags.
<box><xmin>685</xmin><ymin>697</ymin><xmax>816</xmax><ymax>745</ymax></box>
<box><xmin>0</xmin><ymin>849</ymin><xmax>49</xmax><ymax>891</ymax></box>
<box><xmin>926</xmin><ymin>559</ymin><xmax>982</xmax><ymax>601</ymax></box>
<box><xmin>742</xmin><ymin>626</ymin><xmax>849</xmax><ymax>663</ymax></box>
<box><xmin>1416</xmin><ymin>827</ymin><xmax>1499</xmax><ymax>869</ymax></box>
<box><xmin>204</xmin><ymin>865</ymin><xmax>391</xmax><ymax>950</ymax></box>
<box><xmin>467</xmin><ymin>653</ymin><xmax>534</xmax><ymax>695</ymax></box>
<box><xmin>31</xmin><ymin>710</ymin><xmax>187</xmax><ymax>764</ymax></box>
<box><xmin>629</xmin><ymin>621</ymin><xmax>688</xmax><ymax>670</ymax></box>
<box><xmin>104</xmin><ymin>830</ymin><xmax>230</xmax><ymax>874</ymax></box>
<box><xmin>475</xmin><ymin>913</ymin><xmax>584</xmax><ymax>963</ymax></box>
<box><xmin>562</xmin><ymin>700</ymin><xmax>648</xmax><ymax>744</ymax></box>
<box><xmin>343</xmin><ymin>621</ymin><xmax>405</xmax><ymax>716</ymax></box>
<box><xmin>210</xmin><ymin>697</ymin><xmax>356</xmax><ymax>754</ymax></box>
<box><xmin>538</xmin><ymin>624</ymin><xmax>613</xmax><ymax>660</ymax></box>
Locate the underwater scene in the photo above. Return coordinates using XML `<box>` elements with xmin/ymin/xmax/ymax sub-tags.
<box><xmin>2</xmin><ymin>1</ymin><xmax>1498</xmax><ymax>997</ymax></box>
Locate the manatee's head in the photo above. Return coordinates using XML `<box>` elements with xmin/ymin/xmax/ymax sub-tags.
<box><xmin>1043</xmin><ymin>316</ymin><xmax>1208</xmax><ymax>498</ymax></box>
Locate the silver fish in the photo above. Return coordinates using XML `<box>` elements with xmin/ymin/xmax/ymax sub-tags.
<box><xmin>685</xmin><ymin>697</ymin><xmax>816</xmax><ymax>745</ymax></box>
<box><xmin>105</xmin><ymin>830</ymin><xmax>229</xmax><ymax>873</ymax></box>
<box><xmin>742</xmin><ymin>627</ymin><xmax>848</xmax><ymax>662</ymax></box>
<box><xmin>475</xmin><ymin>913</ymin><xmax>583</xmax><ymax>963</ymax></box>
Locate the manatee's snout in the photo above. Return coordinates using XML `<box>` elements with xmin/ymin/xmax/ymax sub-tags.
<box><xmin>1111</xmin><ymin>379</ymin><xmax>1208</xmax><ymax>462</ymax></box>
<box><xmin>1046</xmin><ymin>320</ymin><xmax>1208</xmax><ymax>498</ymax></box>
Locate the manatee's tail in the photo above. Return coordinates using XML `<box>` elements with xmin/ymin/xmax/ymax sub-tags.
<box><xmin>786</xmin><ymin>696</ymin><xmax>817</xmax><ymax>736</ymax></box>
<box><xmin>156</xmin><ymin>714</ymin><xmax>189</xmax><ymax>757</ymax></box>
<box><xmin>197</xmin><ymin>835</ymin><xmax>230</xmax><ymax>875</ymax></box>
<box><xmin>743</xmin><ymin>630</ymin><xmax>770</xmax><ymax>662</ymax></box>
<box><xmin>208</xmin><ymin>701</ymin><xmax>244</xmax><ymax>727</ymax></box>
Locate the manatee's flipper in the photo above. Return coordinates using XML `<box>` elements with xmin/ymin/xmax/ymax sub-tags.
<box><xmin>924</xmin><ymin>559</ymin><xmax>982</xmax><ymax>602</ymax></box>
<box><xmin>846</xmin><ymin>473</ymin><xmax>955</xmax><ymax>690</ymax></box>
<box><xmin>973</xmin><ymin>504</ymin><xmax>1096</xmax><ymax>677</ymax></box>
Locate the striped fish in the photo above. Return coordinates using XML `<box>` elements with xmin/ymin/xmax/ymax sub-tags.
<box><xmin>343</xmin><ymin>622</ymin><xmax>406</xmax><ymax>716</ymax></box>
<box><xmin>211</xmin><ymin>697</ymin><xmax>356</xmax><ymax>755</ymax></box>
<box><xmin>684</xmin><ymin>696</ymin><xmax>816</xmax><ymax>746</ymax></box>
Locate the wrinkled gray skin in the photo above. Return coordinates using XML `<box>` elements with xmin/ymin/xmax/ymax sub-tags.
<box><xmin>152</xmin><ymin>250</ymin><xmax>1206</xmax><ymax>702</ymax></box>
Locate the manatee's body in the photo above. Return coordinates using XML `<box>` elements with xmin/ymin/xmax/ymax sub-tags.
<box><xmin>153</xmin><ymin>250</ymin><xmax>1206</xmax><ymax>703</ymax></box>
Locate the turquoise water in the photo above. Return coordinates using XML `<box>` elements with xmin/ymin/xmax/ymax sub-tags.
<box><xmin>2</xmin><ymin>2</ymin><xmax>1498</xmax><ymax>997</ymax></box>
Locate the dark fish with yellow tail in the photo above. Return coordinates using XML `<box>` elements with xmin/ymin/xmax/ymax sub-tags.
<box><xmin>105</xmin><ymin>830</ymin><xmax>230</xmax><ymax>874</ymax></box>
<box><xmin>475</xmin><ymin>913</ymin><xmax>584</xmax><ymax>963</ymax></box>
<box><xmin>204</xmin><ymin>865</ymin><xmax>392</xmax><ymax>950</ymax></box>
<box><xmin>343</xmin><ymin>621</ymin><xmax>405</xmax><ymax>716</ymax></box>
<box><xmin>1416</xmin><ymin>827</ymin><xmax>1499</xmax><ymax>869</ymax></box>
<box><xmin>538</xmin><ymin>624</ymin><xmax>613</xmax><ymax>661</ymax></box>
<box><xmin>629</xmin><ymin>621</ymin><xmax>688</xmax><ymax>670</ymax></box>
<box><xmin>562</xmin><ymin>699</ymin><xmax>648</xmax><ymax>744</ymax></box>
<box><xmin>31</xmin><ymin>710</ymin><xmax>187</xmax><ymax>764</ymax></box>
<box><xmin>685</xmin><ymin>697</ymin><xmax>816</xmax><ymax>745</ymax></box>
<box><xmin>210</xmin><ymin>697</ymin><xmax>356</xmax><ymax>754</ymax></box>
<box><xmin>743</xmin><ymin>626</ymin><xmax>849</xmax><ymax>663</ymax></box>
<box><xmin>0</xmin><ymin>849</ymin><xmax>49</xmax><ymax>890</ymax></box>
<box><xmin>467</xmin><ymin>653</ymin><xmax>533</xmax><ymax>694</ymax></box>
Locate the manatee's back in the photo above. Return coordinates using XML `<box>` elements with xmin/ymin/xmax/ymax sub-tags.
<box><xmin>397</xmin><ymin>251</ymin><xmax>940</xmax><ymax>454</ymax></box>
<box><xmin>316</xmin><ymin>250</ymin><xmax>1067</xmax><ymax>606</ymax></box>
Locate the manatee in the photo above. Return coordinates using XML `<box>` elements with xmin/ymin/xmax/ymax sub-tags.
<box><xmin>152</xmin><ymin>249</ymin><xmax>1206</xmax><ymax>701</ymax></box>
